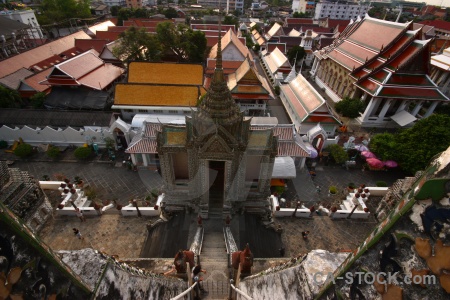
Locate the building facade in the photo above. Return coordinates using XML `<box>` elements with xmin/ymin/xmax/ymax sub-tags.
<box><xmin>197</xmin><ymin>0</ymin><xmax>244</xmax><ymax>13</ymax></box>
<box><xmin>430</xmin><ymin>47</ymin><xmax>450</xmax><ymax>99</ymax></box>
<box><xmin>314</xmin><ymin>1</ymin><xmax>370</xmax><ymax>20</ymax></box>
<box><xmin>310</xmin><ymin>15</ymin><xmax>449</xmax><ymax>128</ymax></box>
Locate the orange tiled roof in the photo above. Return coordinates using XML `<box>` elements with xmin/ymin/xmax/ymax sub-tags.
<box><xmin>78</xmin><ymin>64</ymin><xmax>125</xmax><ymax>90</ymax></box>
<box><xmin>128</xmin><ymin>62</ymin><xmax>204</xmax><ymax>86</ymax></box>
<box><xmin>57</xmin><ymin>51</ymin><xmax>103</xmax><ymax>79</ymax></box>
<box><xmin>114</xmin><ymin>84</ymin><xmax>201</xmax><ymax>106</ymax></box>
<box><xmin>20</xmin><ymin>68</ymin><xmax>53</xmax><ymax>92</ymax></box>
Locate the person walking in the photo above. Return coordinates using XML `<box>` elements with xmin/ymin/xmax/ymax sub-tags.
<box><xmin>73</xmin><ymin>228</ymin><xmax>84</xmax><ymax>240</ymax></box>
<box><xmin>192</xmin><ymin>264</ymin><xmax>207</xmax><ymax>297</ymax></box>
<box><xmin>75</xmin><ymin>208</ymin><xmax>85</xmax><ymax>222</ymax></box>
<box><xmin>302</xmin><ymin>231</ymin><xmax>310</xmax><ymax>240</ymax></box>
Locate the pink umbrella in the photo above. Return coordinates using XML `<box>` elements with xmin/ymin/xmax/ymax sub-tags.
<box><xmin>361</xmin><ymin>151</ymin><xmax>377</xmax><ymax>159</ymax></box>
<box><xmin>384</xmin><ymin>160</ymin><xmax>398</xmax><ymax>168</ymax></box>
<box><xmin>366</xmin><ymin>158</ymin><xmax>385</xmax><ymax>169</ymax></box>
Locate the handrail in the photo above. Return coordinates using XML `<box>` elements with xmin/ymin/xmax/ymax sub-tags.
<box><xmin>170</xmin><ymin>282</ymin><xmax>197</xmax><ymax>300</ymax></box>
<box><xmin>230</xmin><ymin>280</ymin><xmax>252</xmax><ymax>300</ymax></box>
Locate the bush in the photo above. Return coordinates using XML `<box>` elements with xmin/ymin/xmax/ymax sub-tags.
<box><xmin>46</xmin><ymin>145</ymin><xmax>60</xmax><ymax>159</ymax></box>
<box><xmin>348</xmin><ymin>183</ymin><xmax>356</xmax><ymax>189</ymax></box>
<box><xmin>74</xmin><ymin>146</ymin><xmax>93</xmax><ymax>160</ymax></box>
<box><xmin>376</xmin><ymin>181</ymin><xmax>388</xmax><ymax>187</ymax></box>
<box><xmin>14</xmin><ymin>143</ymin><xmax>33</xmax><ymax>158</ymax></box>
<box><xmin>274</xmin><ymin>86</ymin><xmax>280</xmax><ymax>96</ymax></box>
<box><xmin>0</xmin><ymin>140</ymin><xmax>7</xmax><ymax>149</ymax></box>
<box><xmin>334</xmin><ymin>97</ymin><xmax>365</xmax><ymax>118</ymax></box>
<box><xmin>329</xmin><ymin>186</ymin><xmax>337</xmax><ymax>194</ymax></box>
<box><xmin>325</xmin><ymin>144</ymin><xmax>348</xmax><ymax>164</ymax></box>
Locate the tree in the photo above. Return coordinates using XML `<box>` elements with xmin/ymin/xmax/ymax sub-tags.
<box><xmin>14</xmin><ymin>143</ymin><xmax>33</xmax><ymax>158</ymax></box>
<box><xmin>38</xmin><ymin>0</ymin><xmax>91</xmax><ymax>25</ymax></box>
<box><xmin>46</xmin><ymin>145</ymin><xmax>60</xmax><ymax>159</ymax></box>
<box><xmin>369</xmin><ymin>133</ymin><xmax>396</xmax><ymax>161</ymax></box>
<box><xmin>325</xmin><ymin>144</ymin><xmax>348</xmax><ymax>164</ymax></box>
<box><xmin>74</xmin><ymin>146</ymin><xmax>93</xmax><ymax>160</ymax></box>
<box><xmin>110</xmin><ymin>5</ymin><xmax>120</xmax><ymax>16</ymax></box>
<box><xmin>0</xmin><ymin>86</ymin><xmax>22</xmax><ymax>108</ymax></box>
<box><xmin>164</xmin><ymin>7</ymin><xmax>178</xmax><ymax>19</ymax></box>
<box><xmin>286</xmin><ymin>45</ymin><xmax>306</xmax><ymax>66</ymax></box>
<box><xmin>394</xmin><ymin>114</ymin><xmax>450</xmax><ymax>175</ymax></box>
<box><xmin>223</xmin><ymin>15</ymin><xmax>238</xmax><ymax>28</ymax></box>
<box><xmin>156</xmin><ymin>22</ymin><xmax>207</xmax><ymax>62</ymax></box>
<box><xmin>334</xmin><ymin>97</ymin><xmax>365</xmax><ymax>118</ymax></box>
<box><xmin>113</xmin><ymin>27</ymin><xmax>161</xmax><ymax>63</ymax></box>
<box><xmin>293</xmin><ymin>11</ymin><xmax>309</xmax><ymax>18</ymax></box>
<box><xmin>30</xmin><ymin>92</ymin><xmax>46</xmax><ymax>109</ymax></box>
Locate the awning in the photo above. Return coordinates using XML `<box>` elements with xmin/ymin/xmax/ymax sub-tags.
<box><xmin>272</xmin><ymin>156</ymin><xmax>296</xmax><ymax>179</ymax></box>
<box><xmin>390</xmin><ymin>110</ymin><xmax>417</xmax><ymax>127</ymax></box>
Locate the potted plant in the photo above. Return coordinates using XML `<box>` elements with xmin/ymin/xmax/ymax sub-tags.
<box><xmin>348</xmin><ymin>183</ymin><xmax>356</xmax><ymax>191</ymax></box>
<box><xmin>355</xmin><ymin>193</ymin><xmax>360</xmax><ymax>198</ymax></box>
<box><xmin>116</xmin><ymin>204</ymin><xmax>123</xmax><ymax>210</ymax></box>
<box><xmin>329</xmin><ymin>186</ymin><xmax>337</xmax><ymax>195</ymax></box>
<box><xmin>364</xmin><ymin>188</ymin><xmax>369</xmax><ymax>194</ymax></box>
<box><xmin>60</xmin><ymin>183</ymin><xmax>67</xmax><ymax>189</ymax></box>
<box><xmin>42</xmin><ymin>175</ymin><xmax>50</xmax><ymax>181</ymax></box>
<box><xmin>70</xmin><ymin>189</ymin><xmax>76</xmax><ymax>194</ymax></box>
<box><xmin>361</xmin><ymin>193</ymin><xmax>366</xmax><ymax>199</ymax></box>
<box><xmin>63</xmin><ymin>188</ymin><xmax>69</xmax><ymax>194</ymax></box>
<box><xmin>64</xmin><ymin>178</ymin><xmax>70</xmax><ymax>184</ymax></box>
<box><xmin>57</xmin><ymin>204</ymin><xmax>64</xmax><ymax>209</ymax></box>
<box><xmin>74</xmin><ymin>176</ymin><xmax>84</xmax><ymax>187</ymax></box>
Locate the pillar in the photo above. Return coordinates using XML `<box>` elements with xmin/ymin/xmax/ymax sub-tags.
<box><xmin>411</xmin><ymin>101</ymin><xmax>424</xmax><ymax>117</ymax></box>
<box><xmin>423</xmin><ymin>101</ymin><xmax>439</xmax><ymax>118</ymax></box>
<box><xmin>377</xmin><ymin>99</ymin><xmax>393</xmax><ymax>121</ymax></box>
<box><xmin>299</xmin><ymin>157</ymin><xmax>306</xmax><ymax>169</ymax></box>
<box><xmin>395</xmin><ymin>100</ymin><xmax>408</xmax><ymax>113</ymax></box>
<box><xmin>360</xmin><ymin>97</ymin><xmax>378</xmax><ymax>122</ymax></box>
<box><xmin>142</xmin><ymin>153</ymin><xmax>148</xmax><ymax>167</ymax></box>
<box><xmin>131</xmin><ymin>154</ymin><xmax>137</xmax><ymax>165</ymax></box>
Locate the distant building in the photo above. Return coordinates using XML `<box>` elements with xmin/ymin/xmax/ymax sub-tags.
<box><xmin>430</xmin><ymin>47</ymin><xmax>450</xmax><ymax>99</ymax></box>
<box><xmin>0</xmin><ymin>9</ymin><xmax>43</xmax><ymax>39</ymax></box>
<box><xmin>292</xmin><ymin>0</ymin><xmax>316</xmax><ymax>15</ymax></box>
<box><xmin>419</xmin><ymin>20</ymin><xmax>450</xmax><ymax>38</ymax></box>
<box><xmin>314</xmin><ymin>1</ymin><xmax>370</xmax><ymax>20</ymax></box>
<box><xmin>126</xmin><ymin>0</ymin><xmax>142</xmax><ymax>8</ymax></box>
<box><xmin>197</xmin><ymin>0</ymin><xmax>244</xmax><ymax>13</ymax></box>
<box><xmin>102</xmin><ymin>0</ymin><xmax>126</xmax><ymax>6</ymax></box>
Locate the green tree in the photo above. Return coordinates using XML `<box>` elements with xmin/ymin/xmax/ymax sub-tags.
<box><xmin>293</xmin><ymin>11</ymin><xmax>309</xmax><ymax>18</ymax></box>
<box><xmin>223</xmin><ymin>15</ymin><xmax>238</xmax><ymax>28</ymax></box>
<box><xmin>14</xmin><ymin>143</ymin><xmax>33</xmax><ymax>158</ymax></box>
<box><xmin>394</xmin><ymin>114</ymin><xmax>450</xmax><ymax>175</ymax></box>
<box><xmin>46</xmin><ymin>145</ymin><xmax>60</xmax><ymax>159</ymax></box>
<box><xmin>164</xmin><ymin>7</ymin><xmax>178</xmax><ymax>19</ymax></box>
<box><xmin>113</xmin><ymin>27</ymin><xmax>161</xmax><ymax>63</ymax></box>
<box><xmin>30</xmin><ymin>92</ymin><xmax>47</xmax><ymax>109</ymax></box>
<box><xmin>334</xmin><ymin>97</ymin><xmax>365</xmax><ymax>118</ymax></box>
<box><xmin>156</xmin><ymin>22</ymin><xmax>207</xmax><ymax>62</ymax></box>
<box><xmin>74</xmin><ymin>146</ymin><xmax>93</xmax><ymax>160</ymax></box>
<box><xmin>0</xmin><ymin>86</ymin><xmax>22</xmax><ymax>108</ymax></box>
<box><xmin>38</xmin><ymin>0</ymin><xmax>91</xmax><ymax>25</ymax></box>
<box><xmin>369</xmin><ymin>133</ymin><xmax>396</xmax><ymax>161</ymax></box>
<box><xmin>326</xmin><ymin>144</ymin><xmax>348</xmax><ymax>164</ymax></box>
<box><xmin>110</xmin><ymin>5</ymin><xmax>120</xmax><ymax>16</ymax></box>
<box><xmin>286</xmin><ymin>45</ymin><xmax>306</xmax><ymax>66</ymax></box>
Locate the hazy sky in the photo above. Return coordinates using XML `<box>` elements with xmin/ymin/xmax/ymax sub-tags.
<box><xmin>405</xmin><ymin>0</ymin><xmax>449</xmax><ymax>7</ymax></box>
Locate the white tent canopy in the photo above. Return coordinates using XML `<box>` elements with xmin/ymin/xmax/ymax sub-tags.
<box><xmin>272</xmin><ymin>156</ymin><xmax>296</xmax><ymax>179</ymax></box>
<box><xmin>390</xmin><ymin>110</ymin><xmax>417</xmax><ymax>127</ymax></box>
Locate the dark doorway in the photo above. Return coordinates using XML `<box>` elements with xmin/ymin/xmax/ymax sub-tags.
<box><xmin>208</xmin><ymin>160</ymin><xmax>225</xmax><ymax>214</ymax></box>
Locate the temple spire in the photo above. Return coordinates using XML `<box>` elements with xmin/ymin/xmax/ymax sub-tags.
<box><xmin>212</xmin><ymin>1</ymin><xmax>224</xmax><ymax>83</ymax></box>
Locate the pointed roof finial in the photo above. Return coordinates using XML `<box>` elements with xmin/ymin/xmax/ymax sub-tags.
<box><xmin>216</xmin><ymin>0</ymin><xmax>223</xmax><ymax>70</ymax></box>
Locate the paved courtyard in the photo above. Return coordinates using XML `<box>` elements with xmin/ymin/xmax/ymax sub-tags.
<box><xmin>0</xmin><ymin>150</ymin><xmax>407</xmax><ymax>262</ymax></box>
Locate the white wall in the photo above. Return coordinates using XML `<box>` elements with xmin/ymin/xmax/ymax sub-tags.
<box><xmin>0</xmin><ymin>125</ymin><xmax>115</xmax><ymax>147</ymax></box>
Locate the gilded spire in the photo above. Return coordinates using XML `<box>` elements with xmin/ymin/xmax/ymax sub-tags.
<box><xmin>213</xmin><ymin>2</ymin><xmax>224</xmax><ymax>83</ymax></box>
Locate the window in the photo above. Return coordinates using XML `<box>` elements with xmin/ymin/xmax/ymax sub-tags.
<box><xmin>138</xmin><ymin>109</ymin><xmax>147</xmax><ymax>112</ymax></box>
<box><xmin>168</xmin><ymin>110</ymin><xmax>178</xmax><ymax>114</ymax></box>
<box><xmin>124</xmin><ymin>109</ymin><xmax>133</xmax><ymax>112</ymax></box>
<box><xmin>153</xmin><ymin>109</ymin><xmax>163</xmax><ymax>113</ymax></box>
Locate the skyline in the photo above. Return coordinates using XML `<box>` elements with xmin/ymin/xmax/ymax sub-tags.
<box><xmin>402</xmin><ymin>0</ymin><xmax>449</xmax><ymax>7</ymax></box>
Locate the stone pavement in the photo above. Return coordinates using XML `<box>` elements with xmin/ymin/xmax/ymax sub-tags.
<box><xmin>1</xmin><ymin>152</ymin><xmax>406</xmax><ymax>266</ymax></box>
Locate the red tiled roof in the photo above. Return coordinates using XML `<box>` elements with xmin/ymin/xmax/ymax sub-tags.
<box><xmin>57</xmin><ymin>52</ymin><xmax>104</xmax><ymax>79</ymax></box>
<box><xmin>75</xmin><ymin>39</ymin><xmax>110</xmax><ymax>53</ymax></box>
<box><xmin>419</xmin><ymin>20</ymin><xmax>450</xmax><ymax>31</ymax></box>
<box><xmin>267</xmin><ymin>43</ymin><xmax>286</xmax><ymax>53</ymax></box>
<box><xmin>387</xmin><ymin>42</ymin><xmax>424</xmax><ymax>70</ymax></box>
<box><xmin>96</xmin><ymin>31</ymin><xmax>121</xmax><ymax>40</ymax></box>
<box><xmin>378</xmin><ymin>86</ymin><xmax>447</xmax><ymax>100</ymax></box>
<box><xmin>328</xmin><ymin>50</ymin><xmax>363</xmax><ymax>70</ymax></box>
<box><xmin>20</xmin><ymin>68</ymin><xmax>53</xmax><ymax>92</ymax></box>
<box><xmin>126</xmin><ymin>137</ymin><xmax>157</xmax><ymax>154</ymax></box>
<box><xmin>206</xmin><ymin>36</ymin><xmax>219</xmax><ymax>47</ymax></box>
<box><xmin>328</xmin><ymin>19</ymin><xmax>350</xmax><ymax>33</ymax></box>
<box><xmin>78</xmin><ymin>64</ymin><xmax>124</xmax><ymax>90</ymax></box>
<box><xmin>386</xmin><ymin>74</ymin><xmax>434</xmax><ymax>86</ymax></box>
<box><xmin>338</xmin><ymin>40</ymin><xmax>377</xmax><ymax>63</ymax></box>
<box><xmin>107</xmin><ymin>26</ymin><xmax>129</xmax><ymax>32</ymax></box>
<box><xmin>286</xmin><ymin>18</ymin><xmax>313</xmax><ymax>25</ymax></box>
<box><xmin>205</xmin><ymin>60</ymin><xmax>243</xmax><ymax>75</ymax></box>
<box><xmin>144</xmin><ymin>123</ymin><xmax>162</xmax><ymax>137</ymax></box>
<box><xmin>278</xmin><ymin>141</ymin><xmax>309</xmax><ymax>157</ymax></box>
<box><xmin>0</xmin><ymin>31</ymin><xmax>91</xmax><ymax>78</ymax></box>
<box><xmin>347</xmin><ymin>18</ymin><xmax>408</xmax><ymax>52</ymax></box>
<box><xmin>357</xmin><ymin>78</ymin><xmax>380</xmax><ymax>95</ymax></box>
<box><xmin>191</xmin><ymin>24</ymin><xmax>235</xmax><ymax>33</ymax></box>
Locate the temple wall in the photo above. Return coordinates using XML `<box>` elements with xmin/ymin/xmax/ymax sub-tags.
<box><xmin>0</xmin><ymin>125</ymin><xmax>115</xmax><ymax>147</ymax></box>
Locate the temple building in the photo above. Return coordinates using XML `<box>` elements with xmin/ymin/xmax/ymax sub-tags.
<box><xmin>430</xmin><ymin>46</ymin><xmax>450</xmax><ymax>99</ymax></box>
<box><xmin>310</xmin><ymin>14</ymin><xmax>449</xmax><ymax>128</ymax></box>
<box><xmin>139</xmin><ymin>31</ymin><xmax>279</xmax><ymax>218</ymax></box>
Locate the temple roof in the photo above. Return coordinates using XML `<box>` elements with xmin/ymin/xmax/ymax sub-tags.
<box><xmin>128</xmin><ymin>62</ymin><xmax>204</xmax><ymax>86</ymax></box>
<box><xmin>208</xmin><ymin>29</ymin><xmax>249</xmax><ymax>60</ymax></box>
<box><xmin>114</xmin><ymin>84</ymin><xmax>204</xmax><ymax>106</ymax></box>
<box><xmin>263</xmin><ymin>47</ymin><xmax>290</xmax><ymax>74</ymax></box>
<box><xmin>431</xmin><ymin>47</ymin><xmax>450</xmax><ymax>71</ymax></box>
<box><xmin>265</xmin><ymin>23</ymin><xmax>284</xmax><ymax>40</ymax></box>
<box><xmin>356</xmin><ymin>73</ymin><xmax>447</xmax><ymax>100</ymax></box>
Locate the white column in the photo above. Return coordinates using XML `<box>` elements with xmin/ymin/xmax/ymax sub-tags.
<box><xmin>395</xmin><ymin>100</ymin><xmax>408</xmax><ymax>113</ymax></box>
<box><xmin>142</xmin><ymin>153</ymin><xmax>148</xmax><ymax>167</ymax></box>
<box><xmin>360</xmin><ymin>97</ymin><xmax>378</xmax><ymax>122</ymax></box>
<box><xmin>411</xmin><ymin>101</ymin><xmax>424</xmax><ymax>117</ymax></box>
<box><xmin>299</xmin><ymin>157</ymin><xmax>306</xmax><ymax>169</ymax></box>
<box><xmin>377</xmin><ymin>99</ymin><xmax>393</xmax><ymax>121</ymax></box>
<box><xmin>131</xmin><ymin>154</ymin><xmax>136</xmax><ymax>165</ymax></box>
<box><xmin>423</xmin><ymin>101</ymin><xmax>439</xmax><ymax>118</ymax></box>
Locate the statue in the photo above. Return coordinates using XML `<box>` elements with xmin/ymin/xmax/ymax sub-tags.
<box><xmin>232</xmin><ymin>243</ymin><xmax>254</xmax><ymax>278</ymax></box>
<box><xmin>173</xmin><ymin>249</ymin><xmax>195</xmax><ymax>274</ymax></box>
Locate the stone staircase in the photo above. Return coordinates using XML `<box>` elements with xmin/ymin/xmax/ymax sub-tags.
<box><xmin>199</xmin><ymin>219</ymin><xmax>230</xmax><ymax>300</ymax></box>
